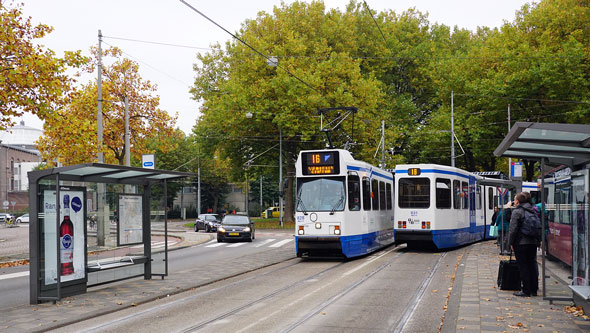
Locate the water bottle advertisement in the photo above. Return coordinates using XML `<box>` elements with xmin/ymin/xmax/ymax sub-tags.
<box><xmin>43</xmin><ymin>188</ymin><xmax>86</xmax><ymax>285</ymax></box>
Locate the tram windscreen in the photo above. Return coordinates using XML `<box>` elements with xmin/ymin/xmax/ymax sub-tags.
<box><xmin>297</xmin><ymin>177</ymin><xmax>345</xmax><ymax>212</ymax></box>
<box><xmin>399</xmin><ymin>178</ymin><xmax>430</xmax><ymax>208</ymax></box>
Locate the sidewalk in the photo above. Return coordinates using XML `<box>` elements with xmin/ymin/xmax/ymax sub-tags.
<box><xmin>451</xmin><ymin>240</ymin><xmax>590</xmax><ymax>332</ymax></box>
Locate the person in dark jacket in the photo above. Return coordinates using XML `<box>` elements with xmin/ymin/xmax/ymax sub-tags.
<box><xmin>507</xmin><ymin>192</ymin><xmax>539</xmax><ymax>297</ymax></box>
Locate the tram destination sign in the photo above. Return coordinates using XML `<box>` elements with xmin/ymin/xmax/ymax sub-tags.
<box><xmin>302</xmin><ymin>151</ymin><xmax>340</xmax><ymax>175</ymax></box>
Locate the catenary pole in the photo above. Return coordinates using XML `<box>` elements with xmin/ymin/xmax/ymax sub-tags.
<box><xmin>124</xmin><ymin>96</ymin><xmax>130</xmax><ymax>166</ymax></box>
<box><xmin>97</xmin><ymin>30</ymin><xmax>104</xmax><ymax>163</ymax></box>
<box><xmin>508</xmin><ymin>104</ymin><xmax>511</xmax><ymax>178</ymax></box>
<box><xmin>96</xmin><ymin>29</ymin><xmax>106</xmax><ymax>246</ymax></box>
<box><xmin>451</xmin><ymin>91</ymin><xmax>455</xmax><ymax>167</ymax></box>
<box><xmin>279</xmin><ymin>127</ymin><xmax>283</xmax><ymax>227</ymax></box>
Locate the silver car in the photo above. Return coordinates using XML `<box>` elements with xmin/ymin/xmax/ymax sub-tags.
<box><xmin>16</xmin><ymin>213</ymin><xmax>29</xmax><ymax>223</ymax></box>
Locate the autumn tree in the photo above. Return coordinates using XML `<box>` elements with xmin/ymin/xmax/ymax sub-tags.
<box><xmin>0</xmin><ymin>1</ymin><xmax>85</xmax><ymax>129</ymax></box>
<box><xmin>191</xmin><ymin>1</ymin><xmax>383</xmax><ymax>221</ymax></box>
<box><xmin>38</xmin><ymin>46</ymin><xmax>178</xmax><ymax>166</ymax></box>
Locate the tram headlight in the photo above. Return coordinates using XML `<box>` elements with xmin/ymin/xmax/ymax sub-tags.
<box><xmin>426</xmin><ymin>221</ymin><xmax>431</xmax><ymax>229</ymax></box>
<box><xmin>334</xmin><ymin>225</ymin><xmax>341</xmax><ymax>235</ymax></box>
<box><xmin>315</xmin><ymin>222</ymin><xmax>322</xmax><ymax>229</ymax></box>
<box><xmin>298</xmin><ymin>226</ymin><xmax>304</xmax><ymax>235</ymax></box>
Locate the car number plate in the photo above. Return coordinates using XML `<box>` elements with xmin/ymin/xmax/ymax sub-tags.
<box><xmin>229</xmin><ymin>232</ymin><xmax>240</xmax><ymax>236</ymax></box>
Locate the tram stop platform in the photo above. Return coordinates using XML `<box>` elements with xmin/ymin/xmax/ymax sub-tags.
<box><xmin>451</xmin><ymin>240</ymin><xmax>590</xmax><ymax>332</ymax></box>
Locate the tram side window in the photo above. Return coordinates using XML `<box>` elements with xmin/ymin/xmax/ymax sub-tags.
<box><xmin>476</xmin><ymin>186</ymin><xmax>482</xmax><ymax>210</ymax></box>
<box><xmin>348</xmin><ymin>175</ymin><xmax>361</xmax><ymax>211</ymax></box>
<box><xmin>399</xmin><ymin>178</ymin><xmax>430</xmax><ymax>208</ymax></box>
<box><xmin>372</xmin><ymin>179</ymin><xmax>379</xmax><ymax>210</ymax></box>
<box><xmin>453</xmin><ymin>180</ymin><xmax>461</xmax><ymax>209</ymax></box>
<box><xmin>488</xmin><ymin>187</ymin><xmax>494</xmax><ymax>208</ymax></box>
<box><xmin>462</xmin><ymin>181</ymin><xmax>468</xmax><ymax>209</ymax></box>
<box><xmin>435</xmin><ymin>178</ymin><xmax>451</xmax><ymax>209</ymax></box>
<box><xmin>379</xmin><ymin>181</ymin><xmax>386</xmax><ymax>210</ymax></box>
<box><xmin>386</xmin><ymin>183</ymin><xmax>392</xmax><ymax>210</ymax></box>
<box><xmin>362</xmin><ymin>177</ymin><xmax>371</xmax><ymax>211</ymax></box>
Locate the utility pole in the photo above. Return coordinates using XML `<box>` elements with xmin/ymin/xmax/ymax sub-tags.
<box><xmin>96</xmin><ymin>29</ymin><xmax>106</xmax><ymax>246</ymax></box>
<box><xmin>508</xmin><ymin>104</ymin><xmax>512</xmax><ymax>179</ymax></box>
<box><xmin>451</xmin><ymin>90</ymin><xmax>455</xmax><ymax>168</ymax></box>
<box><xmin>279</xmin><ymin>127</ymin><xmax>283</xmax><ymax>227</ymax></box>
<box><xmin>124</xmin><ymin>96</ymin><xmax>130</xmax><ymax>166</ymax></box>
<box><xmin>381</xmin><ymin>120</ymin><xmax>385</xmax><ymax>168</ymax></box>
<box><xmin>97</xmin><ymin>30</ymin><xmax>104</xmax><ymax>163</ymax></box>
<box><xmin>260</xmin><ymin>176</ymin><xmax>263</xmax><ymax>218</ymax></box>
<box><xmin>197</xmin><ymin>147</ymin><xmax>201</xmax><ymax>216</ymax></box>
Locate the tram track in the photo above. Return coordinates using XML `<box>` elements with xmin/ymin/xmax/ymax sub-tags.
<box><xmin>79</xmin><ymin>258</ymin><xmax>305</xmax><ymax>333</ymax></box>
<box><xmin>179</xmin><ymin>259</ymin><xmax>349</xmax><ymax>332</ymax></box>
<box><xmin>281</xmin><ymin>247</ymin><xmax>403</xmax><ymax>332</ymax></box>
<box><xmin>65</xmin><ymin>243</ymin><xmax>452</xmax><ymax>333</ymax></box>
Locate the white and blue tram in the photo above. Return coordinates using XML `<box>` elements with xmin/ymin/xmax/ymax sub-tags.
<box><xmin>394</xmin><ymin>164</ymin><xmax>488</xmax><ymax>249</ymax></box>
<box><xmin>295</xmin><ymin>149</ymin><xmax>395</xmax><ymax>258</ymax></box>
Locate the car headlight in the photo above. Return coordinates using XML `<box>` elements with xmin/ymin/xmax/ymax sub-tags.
<box><xmin>243</xmin><ymin>227</ymin><xmax>251</xmax><ymax>232</ymax></box>
<box><xmin>218</xmin><ymin>227</ymin><xmax>226</xmax><ymax>233</ymax></box>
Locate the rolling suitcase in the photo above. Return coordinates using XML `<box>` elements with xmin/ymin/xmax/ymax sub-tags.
<box><xmin>497</xmin><ymin>254</ymin><xmax>521</xmax><ymax>290</ymax></box>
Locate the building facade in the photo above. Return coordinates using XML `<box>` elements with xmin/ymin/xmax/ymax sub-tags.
<box><xmin>0</xmin><ymin>121</ymin><xmax>43</xmax><ymax>211</ymax></box>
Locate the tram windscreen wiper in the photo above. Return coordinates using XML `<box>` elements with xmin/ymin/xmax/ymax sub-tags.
<box><xmin>296</xmin><ymin>188</ymin><xmax>308</xmax><ymax>215</ymax></box>
<box><xmin>330</xmin><ymin>195</ymin><xmax>345</xmax><ymax>215</ymax></box>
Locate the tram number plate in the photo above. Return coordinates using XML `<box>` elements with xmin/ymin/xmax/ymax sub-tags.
<box><xmin>229</xmin><ymin>232</ymin><xmax>240</xmax><ymax>236</ymax></box>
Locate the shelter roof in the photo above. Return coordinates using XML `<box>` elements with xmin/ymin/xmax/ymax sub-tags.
<box><xmin>493</xmin><ymin>122</ymin><xmax>590</xmax><ymax>168</ymax></box>
<box><xmin>28</xmin><ymin>163</ymin><xmax>194</xmax><ymax>185</ymax></box>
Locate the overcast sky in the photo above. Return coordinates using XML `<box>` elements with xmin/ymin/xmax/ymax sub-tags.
<box><xmin>18</xmin><ymin>0</ymin><xmax>531</xmax><ymax>135</ymax></box>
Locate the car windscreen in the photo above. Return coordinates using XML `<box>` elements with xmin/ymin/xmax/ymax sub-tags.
<box><xmin>222</xmin><ymin>216</ymin><xmax>249</xmax><ymax>225</ymax></box>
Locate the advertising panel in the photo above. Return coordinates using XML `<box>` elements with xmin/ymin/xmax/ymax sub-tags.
<box><xmin>43</xmin><ymin>187</ymin><xmax>86</xmax><ymax>285</ymax></box>
<box><xmin>118</xmin><ymin>194</ymin><xmax>143</xmax><ymax>246</ymax></box>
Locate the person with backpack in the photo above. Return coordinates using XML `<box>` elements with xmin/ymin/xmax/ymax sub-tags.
<box><xmin>507</xmin><ymin>192</ymin><xmax>541</xmax><ymax>297</ymax></box>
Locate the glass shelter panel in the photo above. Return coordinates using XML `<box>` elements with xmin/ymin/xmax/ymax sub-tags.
<box><xmin>572</xmin><ymin>171</ymin><xmax>589</xmax><ymax>286</ymax></box>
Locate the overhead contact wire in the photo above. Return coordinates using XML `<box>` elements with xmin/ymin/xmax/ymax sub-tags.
<box><xmin>179</xmin><ymin>0</ymin><xmax>322</xmax><ymax>96</ymax></box>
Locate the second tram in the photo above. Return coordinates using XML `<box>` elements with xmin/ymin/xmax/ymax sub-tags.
<box><xmin>295</xmin><ymin>149</ymin><xmax>395</xmax><ymax>258</ymax></box>
<box><xmin>394</xmin><ymin>164</ymin><xmax>489</xmax><ymax>249</ymax></box>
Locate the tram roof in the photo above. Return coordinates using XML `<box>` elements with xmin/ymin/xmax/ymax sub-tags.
<box><xmin>494</xmin><ymin>122</ymin><xmax>590</xmax><ymax>168</ymax></box>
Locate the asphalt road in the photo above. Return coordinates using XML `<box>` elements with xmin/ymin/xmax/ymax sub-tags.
<box><xmin>50</xmin><ymin>243</ymin><xmax>467</xmax><ymax>333</ymax></box>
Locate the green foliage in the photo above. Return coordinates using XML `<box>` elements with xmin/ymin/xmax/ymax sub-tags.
<box><xmin>191</xmin><ymin>0</ymin><xmax>590</xmax><ymax>193</ymax></box>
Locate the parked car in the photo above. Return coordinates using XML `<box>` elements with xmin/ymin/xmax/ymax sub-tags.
<box><xmin>217</xmin><ymin>215</ymin><xmax>255</xmax><ymax>242</ymax></box>
<box><xmin>195</xmin><ymin>214</ymin><xmax>221</xmax><ymax>232</ymax></box>
<box><xmin>16</xmin><ymin>213</ymin><xmax>29</xmax><ymax>223</ymax></box>
<box><xmin>262</xmin><ymin>207</ymin><xmax>282</xmax><ymax>218</ymax></box>
<box><xmin>0</xmin><ymin>213</ymin><xmax>14</xmax><ymax>223</ymax></box>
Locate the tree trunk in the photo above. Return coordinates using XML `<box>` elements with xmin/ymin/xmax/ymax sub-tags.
<box><xmin>524</xmin><ymin>160</ymin><xmax>536</xmax><ymax>181</ymax></box>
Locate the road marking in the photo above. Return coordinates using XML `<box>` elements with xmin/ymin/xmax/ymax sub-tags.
<box><xmin>206</xmin><ymin>243</ymin><xmax>225</xmax><ymax>248</ymax></box>
<box><xmin>152</xmin><ymin>241</ymin><xmax>177</xmax><ymax>249</ymax></box>
<box><xmin>203</xmin><ymin>239</ymin><xmax>217</xmax><ymax>245</ymax></box>
<box><xmin>130</xmin><ymin>240</ymin><xmax>177</xmax><ymax>249</ymax></box>
<box><xmin>0</xmin><ymin>271</ymin><xmax>29</xmax><ymax>281</ymax></box>
<box><xmin>227</xmin><ymin>242</ymin><xmax>246</xmax><ymax>248</ymax></box>
<box><xmin>254</xmin><ymin>239</ymin><xmax>275</xmax><ymax>247</ymax></box>
<box><xmin>269</xmin><ymin>239</ymin><xmax>293</xmax><ymax>248</ymax></box>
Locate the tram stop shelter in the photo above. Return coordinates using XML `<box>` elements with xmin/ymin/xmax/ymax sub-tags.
<box><xmin>494</xmin><ymin>122</ymin><xmax>590</xmax><ymax>310</ymax></box>
<box><xmin>28</xmin><ymin>163</ymin><xmax>194</xmax><ymax>304</ymax></box>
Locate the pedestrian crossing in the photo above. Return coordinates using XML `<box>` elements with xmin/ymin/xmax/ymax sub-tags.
<box><xmin>203</xmin><ymin>238</ymin><xmax>293</xmax><ymax>249</ymax></box>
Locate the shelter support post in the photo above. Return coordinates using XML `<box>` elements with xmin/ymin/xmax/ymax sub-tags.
<box><xmin>143</xmin><ymin>184</ymin><xmax>152</xmax><ymax>280</ymax></box>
